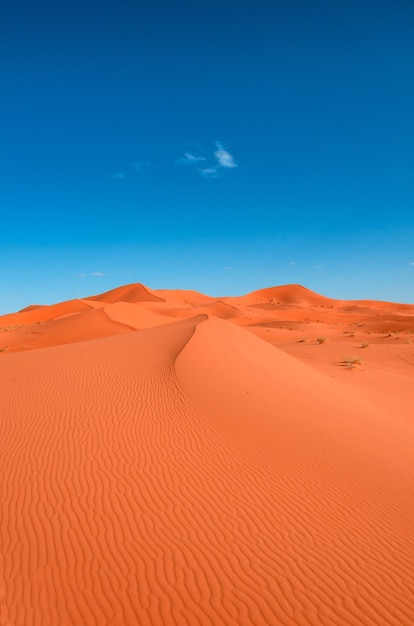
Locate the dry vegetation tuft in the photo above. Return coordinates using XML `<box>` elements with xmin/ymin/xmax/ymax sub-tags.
<box><xmin>342</xmin><ymin>356</ymin><xmax>364</xmax><ymax>369</ymax></box>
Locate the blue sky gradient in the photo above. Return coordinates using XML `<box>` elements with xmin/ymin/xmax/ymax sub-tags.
<box><xmin>1</xmin><ymin>0</ymin><xmax>414</xmax><ymax>313</ymax></box>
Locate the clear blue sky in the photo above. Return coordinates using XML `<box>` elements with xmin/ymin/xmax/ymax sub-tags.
<box><xmin>1</xmin><ymin>0</ymin><xmax>414</xmax><ymax>313</ymax></box>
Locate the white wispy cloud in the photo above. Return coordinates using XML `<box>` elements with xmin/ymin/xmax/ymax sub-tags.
<box><xmin>176</xmin><ymin>142</ymin><xmax>238</xmax><ymax>178</ymax></box>
<box><xmin>198</xmin><ymin>166</ymin><xmax>219</xmax><ymax>179</ymax></box>
<box><xmin>410</xmin><ymin>262</ymin><xmax>414</xmax><ymax>266</ymax></box>
<box><xmin>91</xmin><ymin>272</ymin><xmax>106</xmax><ymax>277</ymax></box>
<box><xmin>77</xmin><ymin>272</ymin><xmax>87</xmax><ymax>277</ymax></box>
<box><xmin>111</xmin><ymin>171</ymin><xmax>126</xmax><ymax>179</ymax></box>
<box><xmin>214</xmin><ymin>142</ymin><xmax>237</xmax><ymax>168</ymax></box>
<box><xmin>176</xmin><ymin>152</ymin><xmax>206</xmax><ymax>166</ymax></box>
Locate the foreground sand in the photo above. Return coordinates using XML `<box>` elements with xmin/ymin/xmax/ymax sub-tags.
<box><xmin>1</xmin><ymin>283</ymin><xmax>413</xmax><ymax>625</ymax></box>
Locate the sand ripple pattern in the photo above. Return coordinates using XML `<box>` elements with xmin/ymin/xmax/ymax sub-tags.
<box><xmin>1</xmin><ymin>320</ymin><xmax>414</xmax><ymax>625</ymax></box>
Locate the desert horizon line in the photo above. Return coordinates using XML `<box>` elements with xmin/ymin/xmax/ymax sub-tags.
<box><xmin>7</xmin><ymin>280</ymin><xmax>413</xmax><ymax>317</ymax></box>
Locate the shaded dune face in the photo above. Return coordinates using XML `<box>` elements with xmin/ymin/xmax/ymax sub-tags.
<box><xmin>1</xmin><ymin>283</ymin><xmax>414</xmax><ymax>625</ymax></box>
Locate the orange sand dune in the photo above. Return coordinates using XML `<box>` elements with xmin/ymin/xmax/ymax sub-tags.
<box><xmin>18</xmin><ymin>303</ymin><xmax>44</xmax><ymax>313</ymax></box>
<box><xmin>159</xmin><ymin>299</ymin><xmax>243</xmax><ymax>322</ymax></box>
<box><xmin>153</xmin><ymin>288</ymin><xmax>215</xmax><ymax>306</ymax></box>
<box><xmin>0</xmin><ymin>307</ymin><xmax>134</xmax><ymax>352</ymax></box>
<box><xmin>87</xmin><ymin>282</ymin><xmax>165</xmax><ymax>304</ymax></box>
<box><xmin>0</xmin><ymin>302</ymin><xmax>174</xmax><ymax>353</ymax></box>
<box><xmin>348</xmin><ymin>298</ymin><xmax>414</xmax><ymax>313</ymax></box>
<box><xmin>103</xmin><ymin>301</ymin><xmax>182</xmax><ymax>330</ymax></box>
<box><xmin>0</xmin><ymin>297</ymin><xmax>92</xmax><ymax>327</ymax></box>
<box><xmin>226</xmin><ymin>283</ymin><xmax>337</xmax><ymax>307</ymax></box>
<box><xmin>1</xmin><ymin>282</ymin><xmax>414</xmax><ymax>625</ymax></box>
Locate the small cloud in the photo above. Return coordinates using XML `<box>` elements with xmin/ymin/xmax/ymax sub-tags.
<box><xmin>410</xmin><ymin>262</ymin><xmax>414</xmax><ymax>266</ymax></box>
<box><xmin>289</xmin><ymin>261</ymin><xmax>298</xmax><ymax>266</ymax></box>
<box><xmin>224</xmin><ymin>266</ymin><xmax>233</xmax><ymax>270</ymax></box>
<box><xmin>176</xmin><ymin>152</ymin><xmax>206</xmax><ymax>166</ymax></box>
<box><xmin>311</xmin><ymin>265</ymin><xmax>322</xmax><ymax>270</ymax></box>
<box><xmin>214</xmin><ymin>142</ymin><xmax>237</xmax><ymax>168</ymax></box>
<box><xmin>91</xmin><ymin>272</ymin><xmax>106</xmax><ymax>277</ymax></box>
<box><xmin>176</xmin><ymin>142</ymin><xmax>237</xmax><ymax>179</ymax></box>
<box><xmin>199</xmin><ymin>167</ymin><xmax>219</xmax><ymax>179</ymax></box>
<box><xmin>130</xmin><ymin>160</ymin><xmax>150</xmax><ymax>172</ymax></box>
<box><xmin>111</xmin><ymin>171</ymin><xmax>126</xmax><ymax>179</ymax></box>
<box><xmin>77</xmin><ymin>272</ymin><xmax>87</xmax><ymax>277</ymax></box>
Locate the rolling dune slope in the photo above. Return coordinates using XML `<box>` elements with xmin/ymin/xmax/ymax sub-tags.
<box><xmin>1</xmin><ymin>283</ymin><xmax>414</xmax><ymax>625</ymax></box>
<box><xmin>0</xmin><ymin>298</ymin><xmax>91</xmax><ymax>327</ymax></box>
<box><xmin>0</xmin><ymin>307</ymin><xmax>134</xmax><ymax>352</ymax></box>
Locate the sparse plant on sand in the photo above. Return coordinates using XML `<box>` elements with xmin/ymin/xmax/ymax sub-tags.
<box><xmin>360</xmin><ymin>341</ymin><xmax>369</xmax><ymax>348</ymax></box>
<box><xmin>316</xmin><ymin>336</ymin><xmax>328</xmax><ymax>344</ymax></box>
<box><xmin>342</xmin><ymin>356</ymin><xmax>364</xmax><ymax>369</ymax></box>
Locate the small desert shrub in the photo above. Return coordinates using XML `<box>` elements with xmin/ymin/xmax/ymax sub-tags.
<box><xmin>316</xmin><ymin>336</ymin><xmax>328</xmax><ymax>344</ymax></box>
<box><xmin>360</xmin><ymin>341</ymin><xmax>369</xmax><ymax>348</ymax></box>
<box><xmin>342</xmin><ymin>356</ymin><xmax>364</xmax><ymax>369</ymax></box>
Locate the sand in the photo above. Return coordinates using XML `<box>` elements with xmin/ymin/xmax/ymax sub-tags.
<box><xmin>1</xmin><ymin>283</ymin><xmax>413</xmax><ymax>625</ymax></box>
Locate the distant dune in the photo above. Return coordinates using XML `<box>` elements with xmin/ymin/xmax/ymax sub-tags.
<box><xmin>229</xmin><ymin>282</ymin><xmax>336</xmax><ymax>307</ymax></box>
<box><xmin>86</xmin><ymin>282</ymin><xmax>166</xmax><ymax>304</ymax></box>
<box><xmin>1</xmin><ymin>283</ymin><xmax>414</xmax><ymax>625</ymax></box>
